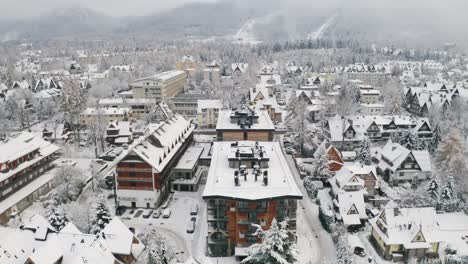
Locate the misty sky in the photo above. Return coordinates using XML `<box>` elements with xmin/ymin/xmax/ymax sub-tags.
<box><xmin>0</xmin><ymin>0</ymin><xmax>218</xmax><ymax>19</ymax></box>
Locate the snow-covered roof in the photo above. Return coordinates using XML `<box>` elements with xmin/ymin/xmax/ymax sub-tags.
<box><xmin>100</xmin><ymin>217</ymin><xmax>136</xmax><ymax>256</ymax></box>
<box><xmin>0</xmin><ymin>215</ymin><xmax>142</xmax><ymax>264</ymax></box>
<box><xmin>374</xmin><ymin>140</ymin><xmax>431</xmax><ymax>173</ymax></box>
<box><xmin>81</xmin><ymin>107</ymin><xmax>131</xmax><ymax>116</ymax></box>
<box><xmin>216</xmin><ymin>108</ymin><xmax>275</xmax><ymax>131</ymax></box>
<box><xmin>0</xmin><ymin>132</ymin><xmax>60</xmax><ymax>181</ymax></box>
<box><xmin>370</xmin><ymin>207</ymin><xmax>440</xmax><ymax>247</ymax></box>
<box><xmin>337</xmin><ymin>190</ymin><xmax>367</xmax><ymax>226</ymax></box>
<box><xmin>203</xmin><ymin>141</ymin><xmax>302</xmax><ymax>200</ymax></box>
<box><xmin>325</xmin><ymin>115</ymin><xmax>431</xmax><ymax>143</ymax></box>
<box><xmin>197</xmin><ymin>99</ymin><xmax>223</xmax><ymax>113</ymax></box>
<box><xmin>133</xmin><ymin>70</ymin><xmax>185</xmax><ymax>83</ymax></box>
<box><xmin>103</xmin><ymin>115</ymin><xmax>194</xmax><ymax>175</ymax></box>
<box><xmin>174</xmin><ymin>146</ymin><xmax>204</xmax><ymax>171</ymax></box>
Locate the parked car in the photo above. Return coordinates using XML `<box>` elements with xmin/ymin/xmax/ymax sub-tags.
<box><xmin>286</xmin><ymin>147</ymin><xmax>296</xmax><ymax>154</ymax></box>
<box><xmin>186</xmin><ymin>219</ymin><xmax>195</xmax><ymax>233</ymax></box>
<box><xmin>190</xmin><ymin>203</ymin><xmax>198</xmax><ymax>215</ymax></box>
<box><xmin>152</xmin><ymin>209</ymin><xmax>162</xmax><ymax>219</ymax></box>
<box><xmin>162</xmin><ymin>209</ymin><xmax>172</xmax><ymax>218</ymax></box>
<box><xmin>142</xmin><ymin>209</ymin><xmax>153</xmax><ymax>218</ymax></box>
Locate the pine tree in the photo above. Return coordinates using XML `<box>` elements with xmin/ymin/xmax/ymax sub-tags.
<box><xmin>241</xmin><ymin>219</ymin><xmax>298</xmax><ymax>264</ymax></box>
<box><xmin>356</xmin><ymin>138</ymin><xmax>372</xmax><ymax>165</ymax></box>
<box><xmin>140</xmin><ymin>229</ymin><xmax>174</xmax><ymax>264</ymax></box>
<box><xmin>314</xmin><ymin>147</ymin><xmax>333</xmax><ymax>180</ymax></box>
<box><xmin>91</xmin><ymin>194</ymin><xmax>112</xmax><ymax>234</ymax></box>
<box><xmin>426</xmin><ymin>176</ymin><xmax>440</xmax><ymax>202</ymax></box>
<box><xmin>399</xmin><ymin>131</ymin><xmax>424</xmax><ymax>150</ymax></box>
<box><xmin>47</xmin><ymin>207</ymin><xmax>68</xmax><ymax>231</ymax></box>
<box><xmin>428</xmin><ymin>124</ymin><xmax>441</xmax><ymax>154</ymax></box>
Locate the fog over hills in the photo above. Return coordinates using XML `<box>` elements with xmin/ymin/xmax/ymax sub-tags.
<box><xmin>1</xmin><ymin>0</ymin><xmax>467</xmax><ymax>48</ymax></box>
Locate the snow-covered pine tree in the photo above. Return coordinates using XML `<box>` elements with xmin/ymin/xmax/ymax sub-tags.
<box><xmin>428</xmin><ymin>124</ymin><xmax>441</xmax><ymax>154</ymax></box>
<box><xmin>356</xmin><ymin>138</ymin><xmax>372</xmax><ymax>165</ymax></box>
<box><xmin>399</xmin><ymin>131</ymin><xmax>424</xmax><ymax>150</ymax></box>
<box><xmin>426</xmin><ymin>176</ymin><xmax>440</xmax><ymax>203</ymax></box>
<box><xmin>139</xmin><ymin>229</ymin><xmax>174</xmax><ymax>264</ymax></box>
<box><xmin>439</xmin><ymin>175</ymin><xmax>462</xmax><ymax>213</ymax></box>
<box><xmin>47</xmin><ymin>207</ymin><xmax>68</xmax><ymax>231</ymax></box>
<box><xmin>314</xmin><ymin>148</ymin><xmax>333</xmax><ymax>181</ymax></box>
<box><xmin>241</xmin><ymin>218</ymin><xmax>298</xmax><ymax>264</ymax></box>
<box><xmin>91</xmin><ymin>194</ymin><xmax>112</xmax><ymax>234</ymax></box>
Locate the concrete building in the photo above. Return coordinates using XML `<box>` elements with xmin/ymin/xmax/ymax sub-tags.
<box><xmin>80</xmin><ymin>107</ymin><xmax>132</xmax><ymax>126</ymax></box>
<box><xmin>98</xmin><ymin>98</ymin><xmax>157</xmax><ymax>119</ymax></box>
<box><xmin>176</xmin><ymin>55</ymin><xmax>199</xmax><ymax>76</ymax></box>
<box><xmin>171</xmin><ymin>146</ymin><xmax>204</xmax><ymax>192</ymax></box>
<box><xmin>130</xmin><ymin>70</ymin><xmax>187</xmax><ymax>102</ymax></box>
<box><xmin>216</xmin><ymin>106</ymin><xmax>275</xmax><ymax>142</ymax></box>
<box><xmin>0</xmin><ymin>132</ymin><xmax>60</xmax><ymax>224</ymax></box>
<box><xmin>197</xmin><ymin>99</ymin><xmax>223</xmax><ymax>129</ymax></box>
<box><xmin>202</xmin><ymin>141</ymin><xmax>302</xmax><ymax>257</ymax></box>
<box><xmin>168</xmin><ymin>93</ymin><xmax>207</xmax><ymax>117</ymax></box>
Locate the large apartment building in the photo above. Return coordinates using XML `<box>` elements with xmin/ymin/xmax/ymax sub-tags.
<box><xmin>216</xmin><ymin>106</ymin><xmax>275</xmax><ymax>142</ymax></box>
<box><xmin>107</xmin><ymin>115</ymin><xmax>194</xmax><ymax>208</ymax></box>
<box><xmin>202</xmin><ymin>141</ymin><xmax>302</xmax><ymax>257</ymax></box>
<box><xmin>130</xmin><ymin>70</ymin><xmax>187</xmax><ymax>102</ymax></box>
<box><xmin>0</xmin><ymin>132</ymin><xmax>60</xmax><ymax>223</ymax></box>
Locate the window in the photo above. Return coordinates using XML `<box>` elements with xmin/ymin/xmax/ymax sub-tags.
<box><xmin>238</xmin><ymin>201</ymin><xmax>248</xmax><ymax>209</ymax></box>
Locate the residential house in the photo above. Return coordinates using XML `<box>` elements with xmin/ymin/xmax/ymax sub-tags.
<box><xmin>323</xmin><ymin>115</ymin><xmax>433</xmax><ymax>150</ymax></box>
<box><xmin>0</xmin><ymin>214</ymin><xmax>144</xmax><ymax>264</ymax></box>
<box><xmin>370</xmin><ymin>207</ymin><xmax>440</xmax><ymax>261</ymax></box>
<box><xmin>373</xmin><ymin>140</ymin><xmax>432</xmax><ymax>185</ymax></box>
<box><xmin>106</xmin><ymin>121</ymin><xmax>133</xmax><ymax>145</ymax></box>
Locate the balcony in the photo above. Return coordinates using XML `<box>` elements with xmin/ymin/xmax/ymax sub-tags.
<box><xmin>117</xmin><ymin>177</ymin><xmax>153</xmax><ymax>182</ymax></box>
<box><xmin>116</xmin><ymin>167</ymin><xmax>152</xmax><ymax>173</ymax></box>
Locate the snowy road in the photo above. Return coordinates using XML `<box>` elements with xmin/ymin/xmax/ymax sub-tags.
<box><xmin>277</xmin><ymin>136</ymin><xmax>337</xmax><ymax>264</ymax></box>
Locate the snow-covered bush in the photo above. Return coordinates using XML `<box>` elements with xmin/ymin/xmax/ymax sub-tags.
<box><xmin>319</xmin><ymin>201</ymin><xmax>335</xmax><ymax>233</ymax></box>
<box><xmin>55</xmin><ymin>166</ymin><xmax>86</xmax><ymax>203</ymax></box>
<box><xmin>303</xmin><ymin>176</ymin><xmax>319</xmax><ymax>199</ymax></box>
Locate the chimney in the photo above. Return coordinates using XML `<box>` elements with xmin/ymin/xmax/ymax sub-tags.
<box><xmin>255</xmin><ymin>171</ymin><xmax>258</xmax><ymax>181</ymax></box>
<box><xmin>263</xmin><ymin>170</ymin><xmax>268</xmax><ymax>186</ymax></box>
<box><xmin>236</xmin><ymin>149</ymin><xmax>240</xmax><ymax>157</ymax></box>
<box><xmin>393</xmin><ymin>207</ymin><xmax>400</xmax><ymax>216</ymax></box>
<box><xmin>234</xmin><ymin>170</ymin><xmax>240</xmax><ymax>186</ymax></box>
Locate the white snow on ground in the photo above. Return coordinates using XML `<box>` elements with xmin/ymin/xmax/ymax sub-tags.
<box><xmin>307</xmin><ymin>14</ymin><xmax>338</xmax><ymax>40</ymax></box>
<box><xmin>232</xmin><ymin>11</ymin><xmax>280</xmax><ymax>45</ymax></box>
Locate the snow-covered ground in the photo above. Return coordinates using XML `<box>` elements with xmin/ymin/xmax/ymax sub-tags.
<box><xmin>307</xmin><ymin>14</ymin><xmax>338</xmax><ymax>40</ymax></box>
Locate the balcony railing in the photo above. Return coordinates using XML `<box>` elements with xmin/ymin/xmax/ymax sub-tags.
<box><xmin>116</xmin><ymin>168</ymin><xmax>153</xmax><ymax>173</ymax></box>
<box><xmin>117</xmin><ymin>177</ymin><xmax>153</xmax><ymax>182</ymax></box>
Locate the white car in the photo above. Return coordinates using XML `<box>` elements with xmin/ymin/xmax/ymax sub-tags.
<box><xmin>190</xmin><ymin>203</ymin><xmax>198</xmax><ymax>215</ymax></box>
<box><xmin>162</xmin><ymin>209</ymin><xmax>172</xmax><ymax>218</ymax></box>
